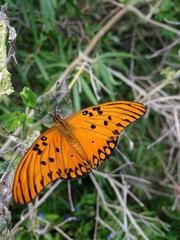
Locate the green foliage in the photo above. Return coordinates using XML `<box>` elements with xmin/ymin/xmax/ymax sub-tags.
<box><xmin>156</xmin><ymin>0</ymin><xmax>179</xmax><ymax>22</ymax></box>
<box><xmin>39</xmin><ymin>0</ymin><xmax>57</xmax><ymax>31</ymax></box>
<box><xmin>155</xmin><ymin>0</ymin><xmax>180</xmax><ymax>38</ymax></box>
<box><xmin>0</xmin><ymin>111</ymin><xmax>26</xmax><ymax>133</ymax></box>
<box><xmin>20</xmin><ymin>87</ymin><xmax>37</xmax><ymax>108</ymax></box>
<box><xmin>72</xmin><ymin>82</ymin><xmax>81</xmax><ymax>111</ymax></box>
<box><xmin>80</xmin><ymin>77</ymin><xmax>98</xmax><ymax>105</ymax></box>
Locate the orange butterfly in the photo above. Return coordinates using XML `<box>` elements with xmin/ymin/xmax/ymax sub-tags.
<box><xmin>12</xmin><ymin>101</ymin><xmax>146</xmax><ymax>204</ymax></box>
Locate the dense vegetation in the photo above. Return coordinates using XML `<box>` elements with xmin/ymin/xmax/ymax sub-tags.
<box><xmin>0</xmin><ymin>0</ymin><xmax>180</xmax><ymax>239</ymax></box>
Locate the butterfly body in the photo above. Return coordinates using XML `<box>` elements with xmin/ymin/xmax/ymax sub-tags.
<box><xmin>13</xmin><ymin>101</ymin><xmax>146</xmax><ymax>204</ymax></box>
<box><xmin>52</xmin><ymin>114</ymin><xmax>88</xmax><ymax>160</ymax></box>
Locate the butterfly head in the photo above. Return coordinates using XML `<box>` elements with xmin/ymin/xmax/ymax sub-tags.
<box><xmin>50</xmin><ymin>114</ymin><xmax>61</xmax><ymax>123</ymax></box>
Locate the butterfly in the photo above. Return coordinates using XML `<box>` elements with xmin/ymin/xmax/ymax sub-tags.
<box><xmin>12</xmin><ymin>101</ymin><xmax>146</xmax><ymax>204</ymax></box>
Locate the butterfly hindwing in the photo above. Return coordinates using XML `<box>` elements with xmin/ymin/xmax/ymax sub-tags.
<box><xmin>13</xmin><ymin>127</ymin><xmax>57</xmax><ymax>204</ymax></box>
<box><xmin>66</xmin><ymin>101</ymin><xmax>146</xmax><ymax>169</ymax></box>
<box><xmin>12</xmin><ymin>126</ymin><xmax>90</xmax><ymax>204</ymax></box>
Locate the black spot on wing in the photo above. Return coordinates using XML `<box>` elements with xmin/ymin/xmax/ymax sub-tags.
<box><xmin>49</xmin><ymin>157</ymin><xmax>54</xmax><ymax>162</ymax></box>
<box><xmin>41</xmin><ymin>136</ymin><xmax>47</xmax><ymax>141</ymax></box>
<box><xmin>33</xmin><ymin>146</ymin><xmax>39</xmax><ymax>151</ymax></box>
<box><xmin>40</xmin><ymin>160</ymin><xmax>46</xmax><ymax>165</ymax></box>
<box><xmin>82</xmin><ymin>110</ymin><xmax>88</xmax><ymax>115</ymax></box>
<box><xmin>112</xmin><ymin>130</ymin><xmax>119</xmax><ymax>135</ymax></box>
<box><xmin>56</xmin><ymin>147</ymin><xmax>60</xmax><ymax>152</ymax></box>
<box><xmin>93</xmin><ymin>106</ymin><xmax>101</xmax><ymax>111</ymax></box>
<box><xmin>37</xmin><ymin>149</ymin><xmax>42</xmax><ymax>155</ymax></box>
<box><xmin>42</xmin><ymin>142</ymin><xmax>48</xmax><ymax>146</ymax></box>
<box><xmin>33</xmin><ymin>143</ymin><xmax>39</xmax><ymax>151</ymax></box>
<box><xmin>104</xmin><ymin>120</ymin><xmax>108</xmax><ymax>126</ymax></box>
<box><xmin>97</xmin><ymin>110</ymin><xmax>103</xmax><ymax>115</ymax></box>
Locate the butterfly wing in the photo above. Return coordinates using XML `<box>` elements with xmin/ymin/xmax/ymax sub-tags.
<box><xmin>66</xmin><ymin>101</ymin><xmax>146</xmax><ymax>169</ymax></box>
<box><xmin>13</xmin><ymin>101</ymin><xmax>146</xmax><ymax>204</ymax></box>
<box><xmin>12</xmin><ymin>126</ymin><xmax>91</xmax><ymax>204</ymax></box>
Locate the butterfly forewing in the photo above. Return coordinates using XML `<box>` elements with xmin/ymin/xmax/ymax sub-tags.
<box><xmin>67</xmin><ymin>101</ymin><xmax>146</xmax><ymax>169</ymax></box>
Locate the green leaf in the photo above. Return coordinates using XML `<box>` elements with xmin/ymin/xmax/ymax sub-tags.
<box><xmin>80</xmin><ymin>77</ymin><xmax>98</xmax><ymax>105</ymax></box>
<box><xmin>45</xmin><ymin>213</ymin><xmax>60</xmax><ymax>222</ymax></box>
<box><xmin>98</xmin><ymin>51</ymin><xmax>136</xmax><ymax>60</ymax></box>
<box><xmin>73</xmin><ymin>82</ymin><xmax>81</xmax><ymax>111</ymax></box>
<box><xmin>20</xmin><ymin>87</ymin><xmax>37</xmax><ymax>108</ymax></box>
<box><xmin>94</xmin><ymin>61</ymin><xmax>115</xmax><ymax>101</ymax></box>
<box><xmin>0</xmin><ymin>112</ymin><xmax>26</xmax><ymax>133</ymax></box>
<box><xmin>39</xmin><ymin>0</ymin><xmax>57</xmax><ymax>30</ymax></box>
<box><xmin>34</xmin><ymin>56</ymin><xmax>49</xmax><ymax>81</ymax></box>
